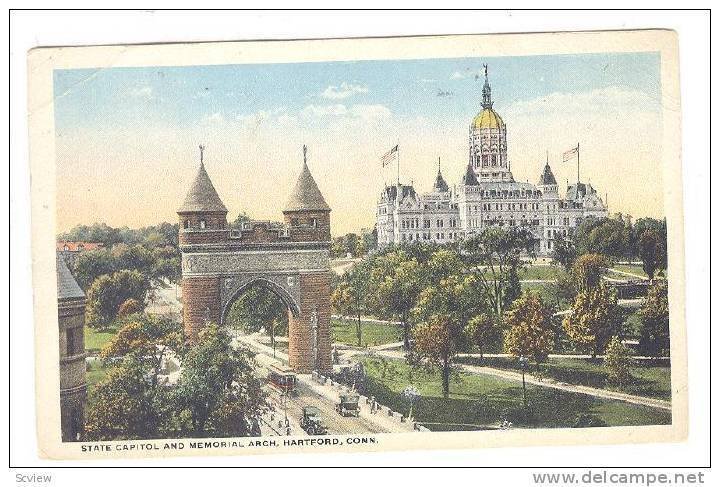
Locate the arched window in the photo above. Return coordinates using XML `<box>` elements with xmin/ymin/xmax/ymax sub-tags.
<box><xmin>200</xmin><ymin>219</ymin><xmax>206</xmax><ymax>229</ymax></box>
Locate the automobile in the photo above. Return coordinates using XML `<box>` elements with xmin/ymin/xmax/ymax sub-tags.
<box><xmin>300</xmin><ymin>406</ymin><xmax>327</xmax><ymax>435</ymax></box>
<box><xmin>335</xmin><ymin>393</ymin><xmax>361</xmax><ymax>417</ymax></box>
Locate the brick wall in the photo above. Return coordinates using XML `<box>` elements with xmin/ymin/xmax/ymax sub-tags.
<box><xmin>288</xmin><ymin>271</ymin><xmax>332</xmax><ymax>372</ymax></box>
<box><xmin>283</xmin><ymin>210</ymin><xmax>331</xmax><ymax>242</ymax></box>
<box><xmin>182</xmin><ymin>276</ymin><xmax>222</xmax><ymax>340</ymax></box>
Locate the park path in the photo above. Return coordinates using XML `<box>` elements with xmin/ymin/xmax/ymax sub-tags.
<box><xmin>348</xmin><ymin>349</ymin><xmax>672</xmax><ymax>411</ymax></box>
<box><xmin>606</xmin><ymin>267</ymin><xmax>648</xmax><ymax>280</ymax></box>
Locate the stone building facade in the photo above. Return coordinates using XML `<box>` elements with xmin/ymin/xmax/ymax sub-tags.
<box><xmin>178</xmin><ymin>148</ymin><xmax>332</xmax><ymax>372</ymax></box>
<box><xmin>57</xmin><ymin>254</ymin><xmax>87</xmax><ymax>442</ymax></box>
<box><xmin>377</xmin><ymin>68</ymin><xmax>608</xmax><ymax>255</ymax></box>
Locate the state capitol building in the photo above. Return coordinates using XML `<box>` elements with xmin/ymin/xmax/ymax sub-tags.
<box><xmin>376</xmin><ymin>67</ymin><xmax>608</xmax><ymax>255</ymax></box>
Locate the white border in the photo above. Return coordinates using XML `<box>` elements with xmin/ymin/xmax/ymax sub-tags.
<box><xmin>7</xmin><ymin>8</ymin><xmax>711</xmax><ymax>480</ymax></box>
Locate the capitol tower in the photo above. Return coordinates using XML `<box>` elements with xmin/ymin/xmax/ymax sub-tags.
<box><xmin>469</xmin><ymin>65</ymin><xmax>512</xmax><ymax>182</ymax></box>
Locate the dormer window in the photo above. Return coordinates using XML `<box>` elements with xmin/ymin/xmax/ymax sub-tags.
<box><xmin>199</xmin><ymin>219</ymin><xmax>206</xmax><ymax>229</ymax></box>
<box><xmin>63</xmin><ymin>245</ymin><xmax>69</xmax><ymax>251</ymax></box>
<box><xmin>310</xmin><ymin>218</ymin><xmax>318</xmax><ymax>228</ymax></box>
<box><xmin>184</xmin><ymin>220</ymin><xmax>190</xmax><ymax>229</ymax></box>
<box><xmin>290</xmin><ymin>218</ymin><xmax>299</xmax><ymax>227</ymax></box>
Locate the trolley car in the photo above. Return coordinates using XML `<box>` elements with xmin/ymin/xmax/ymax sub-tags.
<box><xmin>267</xmin><ymin>364</ymin><xmax>297</xmax><ymax>395</ymax></box>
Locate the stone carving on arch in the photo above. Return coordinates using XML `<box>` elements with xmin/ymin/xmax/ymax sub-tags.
<box><xmin>219</xmin><ymin>273</ymin><xmax>301</xmax><ymax>326</ymax></box>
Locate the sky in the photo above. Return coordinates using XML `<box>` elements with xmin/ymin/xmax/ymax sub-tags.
<box><xmin>54</xmin><ymin>52</ymin><xmax>663</xmax><ymax>236</ymax></box>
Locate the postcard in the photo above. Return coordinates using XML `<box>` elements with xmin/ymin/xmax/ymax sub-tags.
<box><xmin>28</xmin><ymin>29</ymin><xmax>686</xmax><ymax>459</ymax></box>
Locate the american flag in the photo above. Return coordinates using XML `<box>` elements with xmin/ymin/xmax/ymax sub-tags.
<box><xmin>563</xmin><ymin>144</ymin><xmax>579</xmax><ymax>162</ymax></box>
<box><xmin>381</xmin><ymin>145</ymin><xmax>399</xmax><ymax>167</ymax></box>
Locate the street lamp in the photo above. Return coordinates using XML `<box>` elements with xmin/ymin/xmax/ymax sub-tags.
<box><xmin>518</xmin><ymin>355</ymin><xmax>529</xmax><ymax>410</ymax></box>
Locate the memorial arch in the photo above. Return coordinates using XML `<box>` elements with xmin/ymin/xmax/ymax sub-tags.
<box><xmin>177</xmin><ymin>146</ymin><xmax>332</xmax><ymax>373</ymax></box>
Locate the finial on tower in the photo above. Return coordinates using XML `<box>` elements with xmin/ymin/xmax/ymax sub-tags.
<box><xmin>481</xmin><ymin>64</ymin><xmax>493</xmax><ymax>109</ymax></box>
<box><xmin>199</xmin><ymin>144</ymin><xmax>205</xmax><ymax>167</ymax></box>
<box><xmin>303</xmin><ymin>144</ymin><xmax>308</xmax><ymax>166</ymax></box>
<box><xmin>438</xmin><ymin>156</ymin><xmax>441</xmax><ymax>173</ymax></box>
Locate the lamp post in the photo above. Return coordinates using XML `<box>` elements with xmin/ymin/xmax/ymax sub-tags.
<box><xmin>519</xmin><ymin>355</ymin><xmax>529</xmax><ymax>410</ymax></box>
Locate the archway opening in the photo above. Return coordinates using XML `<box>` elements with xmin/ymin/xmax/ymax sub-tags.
<box><xmin>224</xmin><ymin>281</ymin><xmax>293</xmax><ymax>357</ymax></box>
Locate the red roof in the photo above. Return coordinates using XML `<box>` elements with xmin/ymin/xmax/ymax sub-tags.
<box><xmin>56</xmin><ymin>241</ymin><xmax>104</xmax><ymax>252</ymax></box>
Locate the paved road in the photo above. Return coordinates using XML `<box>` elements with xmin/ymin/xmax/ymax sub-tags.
<box><xmin>266</xmin><ymin>380</ymin><xmax>387</xmax><ymax>435</ymax></box>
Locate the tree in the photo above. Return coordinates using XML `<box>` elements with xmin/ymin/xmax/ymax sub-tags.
<box><xmin>466</xmin><ymin>313</ymin><xmax>499</xmax><ymax>359</ymax></box>
<box><xmin>100</xmin><ymin>314</ymin><xmax>184</xmax><ymax>387</ymax></box>
<box><xmin>638</xmin><ymin>280</ymin><xmax>670</xmax><ymax>357</ymax></box>
<box><xmin>411</xmin><ymin>272</ymin><xmax>485</xmax><ymax>396</ymax></box>
<box><xmin>503</xmin><ymin>292</ymin><xmax>555</xmax><ymax>365</ymax></box>
<box><xmin>117</xmin><ymin>298</ymin><xmax>143</xmax><ymax>317</ymax></box>
<box><xmin>85</xmin><ymin>270</ymin><xmax>150</xmax><ymax>329</ymax></box>
<box><xmin>462</xmin><ymin>227</ymin><xmax>534</xmax><ymax>321</ymax></box>
<box><xmin>637</xmin><ymin>229</ymin><xmax>667</xmax><ymax>281</ymax></box>
<box><xmin>575</xmin><ymin>216</ymin><xmax>631</xmax><ymax>260</ymax></box>
<box><xmin>331</xmin><ymin>262</ymin><xmax>370</xmax><ymax>346</ymax></box>
<box><xmin>413</xmin><ymin>315</ymin><xmax>459</xmax><ymax>398</ymax></box>
<box><xmin>229</xmin><ymin>211</ymin><xmax>252</xmax><ymax>229</ymax></box>
<box><xmin>85</xmin><ymin>356</ymin><xmax>164</xmax><ymax>440</ymax></box>
<box><xmin>551</xmin><ymin>238</ymin><xmax>577</xmax><ymax>270</ymax></box>
<box><xmin>571</xmin><ymin>253</ymin><xmax>608</xmax><ymax>293</ymax></box>
<box><xmin>563</xmin><ymin>284</ymin><xmax>622</xmax><ymax>358</ymax></box>
<box><xmin>425</xmin><ymin>248</ymin><xmax>464</xmax><ymax>282</ymax></box>
<box><xmin>58</xmin><ymin>222</ymin><xmax>123</xmax><ymax>248</ymax></box>
<box><xmin>604</xmin><ymin>336</ymin><xmax>635</xmax><ymax>390</ymax></box>
<box><xmin>367</xmin><ymin>250</ymin><xmax>427</xmax><ymax>350</ymax></box>
<box><xmin>71</xmin><ymin>248</ymin><xmax>116</xmax><ymax>290</ymax></box>
<box><xmin>174</xmin><ymin>324</ymin><xmax>268</xmax><ymax>437</ymax></box>
<box><xmin>225</xmin><ymin>285</ymin><xmax>289</xmax><ymax>338</ymax></box>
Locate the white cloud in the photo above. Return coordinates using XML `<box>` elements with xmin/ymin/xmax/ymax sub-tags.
<box><xmin>320</xmin><ymin>82</ymin><xmax>368</xmax><ymax>100</ymax></box>
<box><xmin>303</xmin><ymin>104</ymin><xmax>349</xmax><ymax>117</ymax></box>
<box><xmin>130</xmin><ymin>86</ymin><xmax>153</xmax><ymax>98</ymax></box>
<box><xmin>450</xmin><ymin>71</ymin><xmax>465</xmax><ymax>79</ymax></box>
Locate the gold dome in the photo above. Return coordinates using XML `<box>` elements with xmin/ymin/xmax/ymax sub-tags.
<box><xmin>471</xmin><ymin>107</ymin><xmax>504</xmax><ymax>130</ymax></box>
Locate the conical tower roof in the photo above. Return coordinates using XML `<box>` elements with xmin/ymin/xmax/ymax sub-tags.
<box><xmin>178</xmin><ymin>161</ymin><xmax>227</xmax><ymax>213</ymax></box>
<box><xmin>539</xmin><ymin>162</ymin><xmax>557</xmax><ymax>186</ymax></box>
<box><xmin>433</xmin><ymin>165</ymin><xmax>449</xmax><ymax>192</ymax></box>
<box><xmin>462</xmin><ymin>162</ymin><xmax>479</xmax><ymax>186</ymax></box>
<box><xmin>56</xmin><ymin>253</ymin><xmax>85</xmax><ymax>301</ymax></box>
<box><xmin>284</xmin><ymin>153</ymin><xmax>331</xmax><ymax>212</ymax></box>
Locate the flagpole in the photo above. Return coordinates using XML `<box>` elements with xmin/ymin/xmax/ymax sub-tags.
<box><xmin>397</xmin><ymin>144</ymin><xmax>400</xmax><ymax>186</ymax></box>
<box><xmin>576</xmin><ymin>142</ymin><xmax>580</xmax><ymax>185</ymax></box>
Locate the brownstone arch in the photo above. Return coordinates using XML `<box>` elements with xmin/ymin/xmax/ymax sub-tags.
<box><xmin>177</xmin><ymin>146</ymin><xmax>332</xmax><ymax>373</ymax></box>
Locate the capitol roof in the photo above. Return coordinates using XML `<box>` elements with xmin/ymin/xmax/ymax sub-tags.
<box><xmin>433</xmin><ymin>168</ymin><xmax>450</xmax><ymax>192</ymax></box>
<box><xmin>471</xmin><ymin>107</ymin><xmax>505</xmax><ymax>130</ymax></box>
<box><xmin>539</xmin><ymin>162</ymin><xmax>558</xmax><ymax>186</ymax></box>
<box><xmin>284</xmin><ymin>161</ymin><xmax>331</xmax><ymax>212</ymax></box>
<box><xmin>462</xmin><ymin>163</ymin><xmax>480</xmax><ymax>186</ymax></box>
<box><xmin>178</xmin><ymin>161</ymin><xmax>228</xmax><ymax>213</ymax></box>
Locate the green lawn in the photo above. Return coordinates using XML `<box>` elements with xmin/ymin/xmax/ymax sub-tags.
<box><xmin>359</xmin><ymin>357</ymin><xmax>671</xmax><ymax>430</ymax></box>
<box><xmin>520</xmin><ymin>282</ymin><xmax>563</xmax><ymax>307</ymax></box>
<box><xmin>518</xmin><ymin>265</ymin><xmax>563</xmax><ymax>281</ymax></box>
<box><xmin>332</xmin><ymin>318</ymin><xmax>402</xmax><ymax>347</ymax></box>
<box><xmin>85</xmin><ymin>360</ymin><xmax>109</xmax><ymax>408</ymax></box>
<box><xmin>84</xmin><ymin>325</ymin><xmax>119</xmax><ymax>354</ymax></box>
<box><xmin>457</xmin><ymin>356</ymin><xmax>671</xmax><ymax>401</ymax></box>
